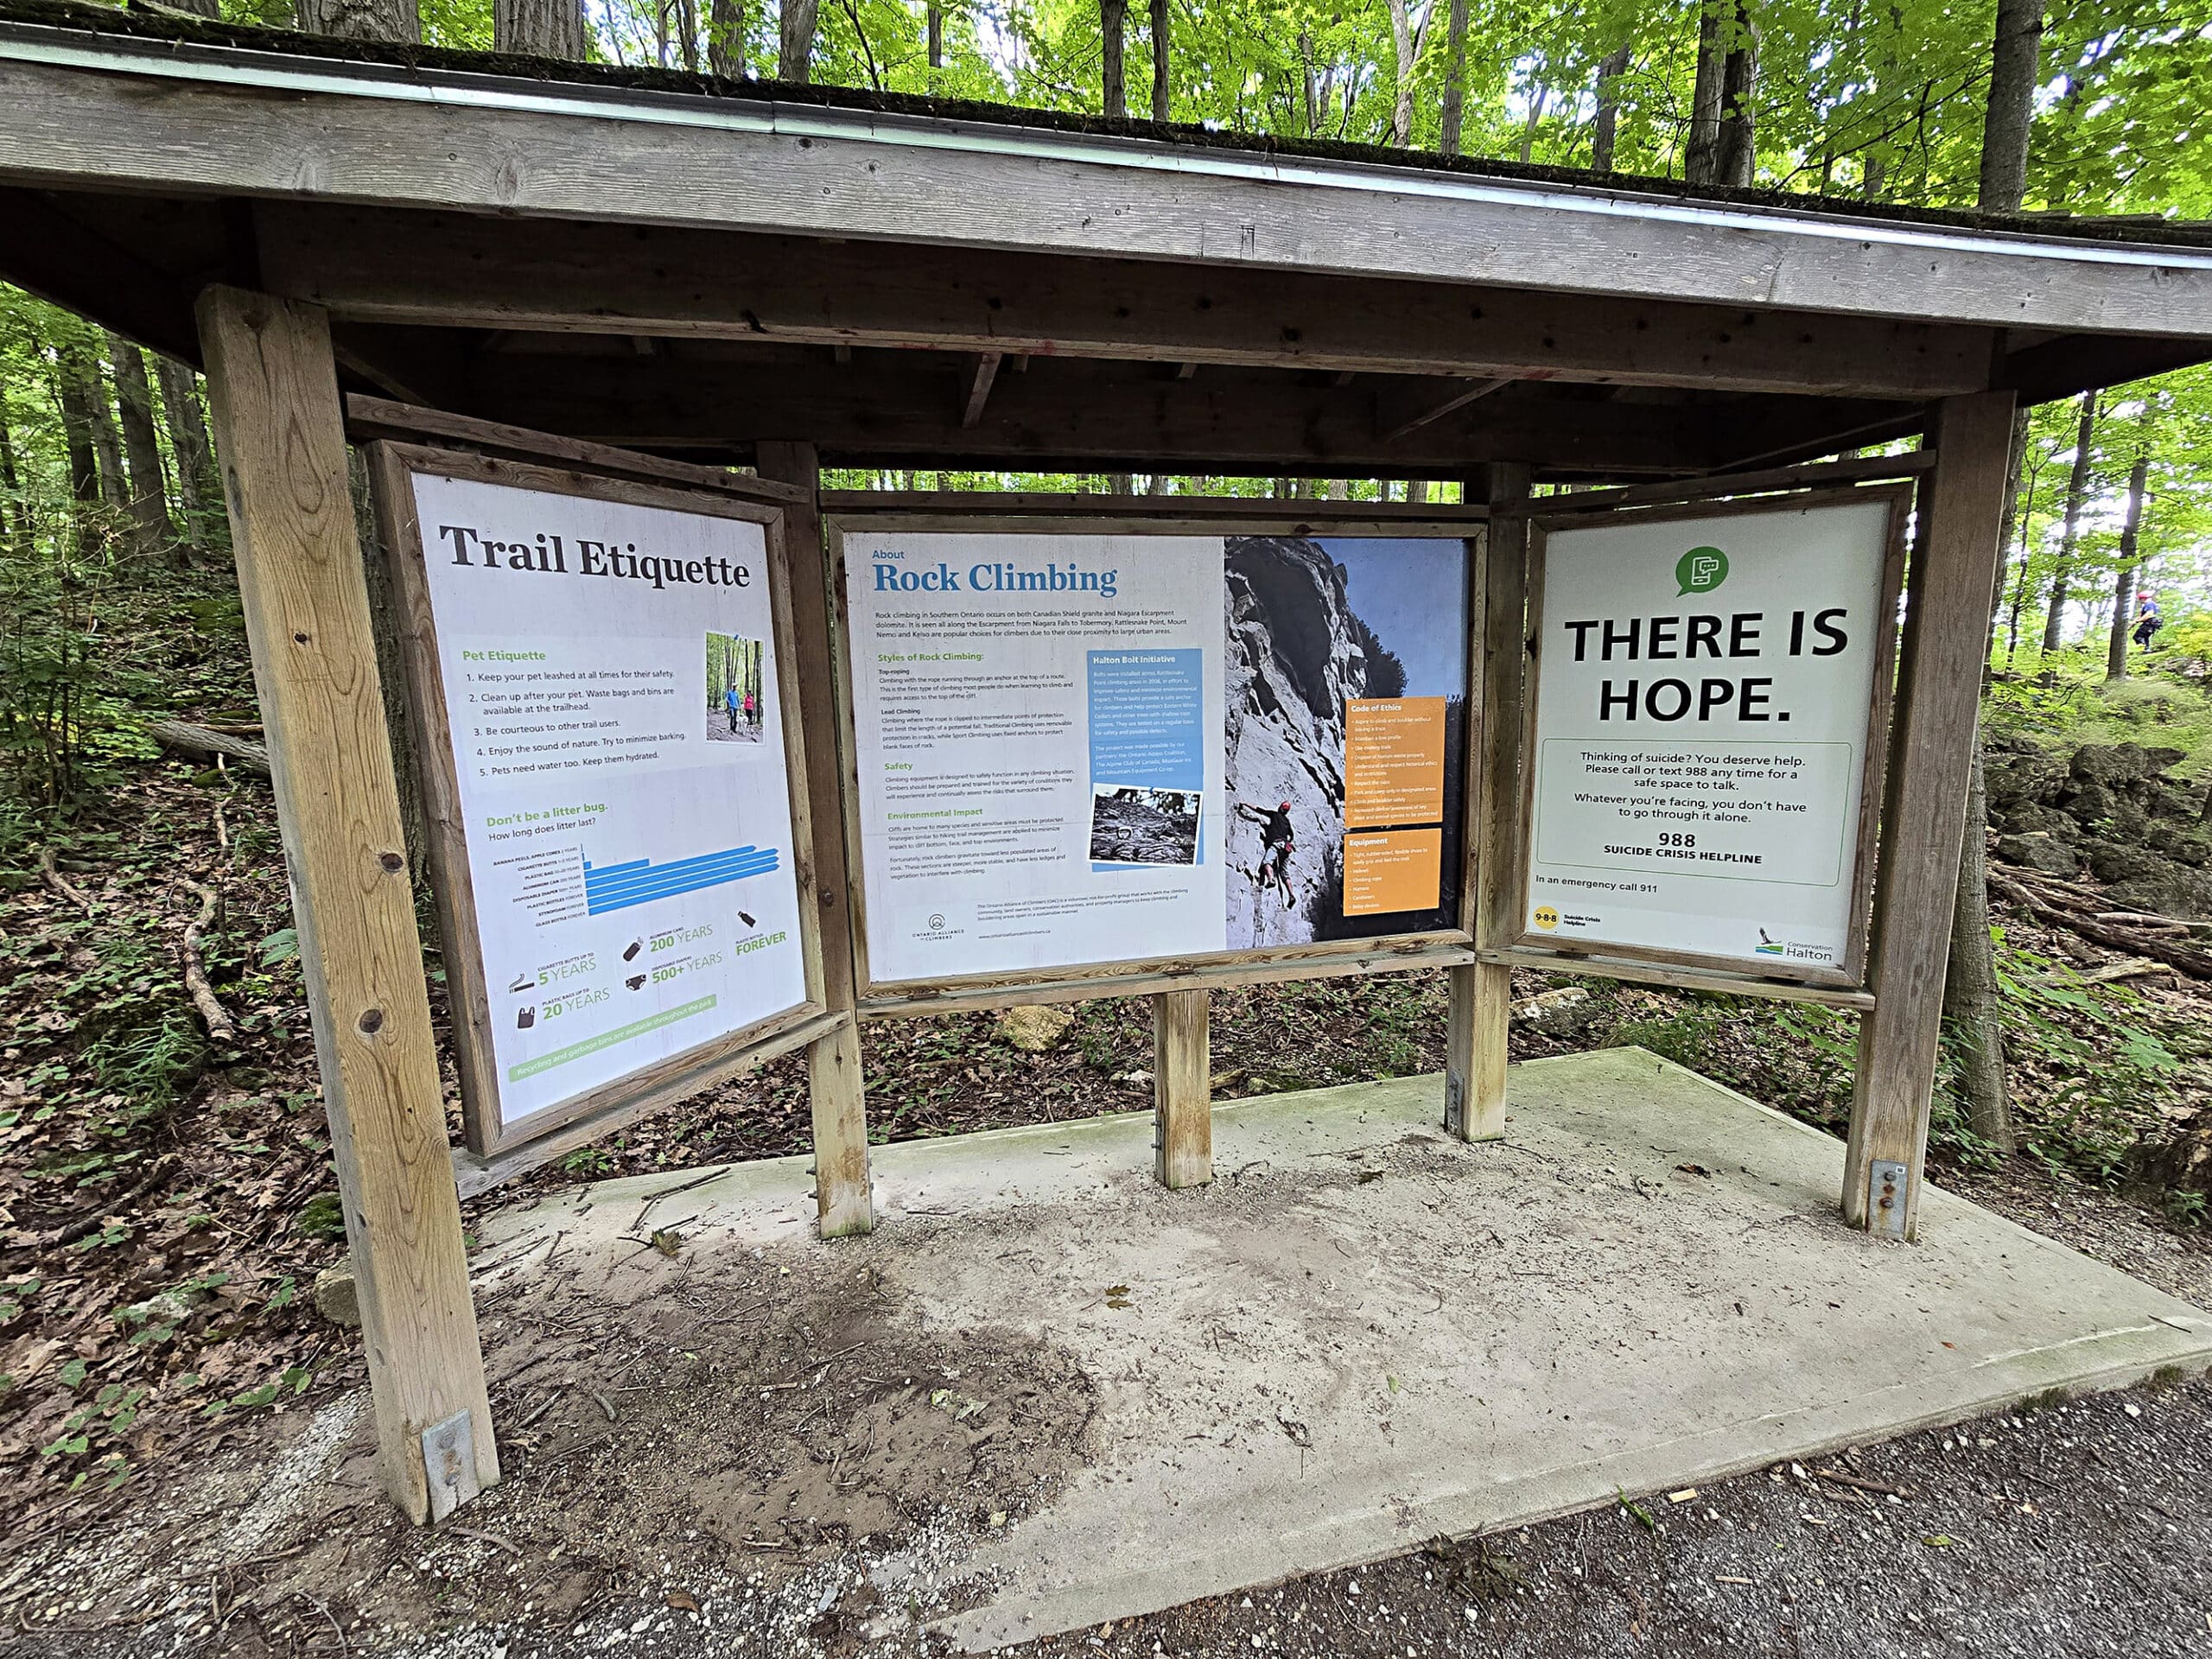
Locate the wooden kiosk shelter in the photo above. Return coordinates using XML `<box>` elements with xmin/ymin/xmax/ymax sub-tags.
<box><xmin>6</xmin><ymin>0</ymin><xmax>2212</xmax><ymax>1524</ymax></box>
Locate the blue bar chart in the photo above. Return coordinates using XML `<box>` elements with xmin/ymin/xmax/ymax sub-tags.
<box><xmin>582</xmin><ymin>845</ymin><xmax>782</xmax><ymax>916</ymax></box>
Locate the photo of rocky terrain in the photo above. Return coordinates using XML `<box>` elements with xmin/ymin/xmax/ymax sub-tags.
<box><xmin>1224</xmin><ymin>536</ymin><xmax>1467</xmax><ymax>949</ymax></box>
<box><xmin>1089</xmin><ymin>785</ymin><xmax>1202</xmax><ymax>866</ymax></box>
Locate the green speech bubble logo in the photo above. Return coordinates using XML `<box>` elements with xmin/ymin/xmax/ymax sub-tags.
<box><xmin>1675</xmin><ymin>545</ymin><xmax>1729</xmax><ymax>597</ymax></box>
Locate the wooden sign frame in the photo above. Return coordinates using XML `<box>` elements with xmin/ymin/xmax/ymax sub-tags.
<box><xmin>823</xmin><ymin>502</ymin><xmax>1490</xmax><ymax>1015</ymax></box>
<box><xmin>1511</xmin><ymin>483</ymin><xmax>1911</xmax><ymax>992</ymax></box>
<box><xmin>368</xmin><ymin>443</ymin><xmax>834</xmax><ymax>1155</ymax></box>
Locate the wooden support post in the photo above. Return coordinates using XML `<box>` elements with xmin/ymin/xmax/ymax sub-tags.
<box><xmin>1446</xmin><ymin>463</ymin><xmax>1531</xmax><ymax>1142</ymax></box>
<box><xmin>195</xmin><ymin>288</ymin><xmax>495</xmax><ymax>1523</ymax></box>
<box><xmin>1844</xmin><ymin>391</ymin><xmax>2018</xmax><ymax>1241</ymax></box>
<box><xmin>757</xmin><ymin>441</ymin><xmax>874</xmax><ymax>1237</ymax></box>
<box><xmin>1153</xmin><ymin>989</ymin><xmax>1211</xmax><ymax>1187</ymax></box>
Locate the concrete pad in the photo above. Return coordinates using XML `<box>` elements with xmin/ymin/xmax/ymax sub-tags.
<box><xmin>474</xmin><ymin>1049</ymin><xmax>2212</xmax><ymax>1649</ymax></box>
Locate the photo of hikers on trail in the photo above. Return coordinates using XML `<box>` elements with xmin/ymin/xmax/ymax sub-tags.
<box><xmin>1224</xmin><ymin>537</ymin><xmax>1467</xmax><ymax>950</ymax></box>
<box><xmin>705</xmin><ymin>631</ymin><xmax>766</xmax><ymax>744</ymax></box>
<box><xmin>1088</xmin><ymin>784</ymin><xmax>1201</xmax><ymax>866</ymax></box>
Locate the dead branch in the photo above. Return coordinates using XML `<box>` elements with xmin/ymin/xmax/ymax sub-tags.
<box><xmin>177</xmin><ymin>877</ymin><xmax>236</xmax><ymax>1043</ymax></box>
<box><xmin>37</xmin><ymin>847</ymin><xmax>93</xmax><ymax>912</ymax></box>
<box><xmin>1989</xmin><ymin>871</ymin><xmax>2212</xmax><ymax>980</ymax></box>
<box><xmin>2090</xmin><ymin>911</ymin><xmax>2194</xmax><ymax>934</ymax></box>
<box><xmin>148</xmin><ymin>718</ymin><xmax>271</xmax><ymax>777</ymax></box>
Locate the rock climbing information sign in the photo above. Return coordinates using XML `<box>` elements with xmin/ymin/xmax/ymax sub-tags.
<box><xmin>1518</xmin><ymin>492</ymin><xmax>1903</xmax><ymax>983</ymax></box>
<box><xmin>374</xmin><ymin>449</ymin><xmax>821</xmax><ymax>1150</ymax></box>
<box><xmin>834</xmin><ymin>519</ymin><xmax>1473</xmax><ymax>988</ymax></box>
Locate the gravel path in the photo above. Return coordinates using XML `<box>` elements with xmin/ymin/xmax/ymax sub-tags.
<box><xmin>1021</xmin><ymin>1374</ymin><xmax>2212</xmax><ymax>1659</ymax></box>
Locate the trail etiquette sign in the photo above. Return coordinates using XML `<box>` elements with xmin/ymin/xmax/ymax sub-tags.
<box><xmin>375</xmin><ymin>451</ymin><xmax>820</xmax><ymax>1150</ymax></box>
<box><xmin>1518</xmin><ymin>492</ymin><xmax>1904</xmax><ymax>984</ymax></box>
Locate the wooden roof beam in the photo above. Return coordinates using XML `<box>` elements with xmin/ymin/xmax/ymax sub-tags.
<box><xmin>454</xmin><ymin>353</ymin><xmax>1721</xmax><ymax>476</ymax></box>
<box><xmin>249</xmin><ymin>205</ymin><xmax>1993</xmax><ymax>403</ymax></box>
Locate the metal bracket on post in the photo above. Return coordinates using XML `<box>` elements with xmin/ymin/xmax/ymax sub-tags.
<box><xmin>1868</xmin><ymin>1160</ymin><xmax>1910</xmax><ymax>1240</ymax></box>
<box><xmin>421</xmin><ymin>1408</ymin><xmax>483</xmax><ymax>1523</ymax></box>
<box><xmin>1444</xmin><ymin>1073</ymin><xmax>1467</xmax><ymax>1140</ymax></box>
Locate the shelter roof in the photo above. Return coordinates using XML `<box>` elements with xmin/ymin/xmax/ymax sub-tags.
<box><xmin>4</xmin><ymin>0</ymin><xmax>2211</xmax><ymax>480</ymax></box>
<box><xmin>5</xmin><ymin>0</ymin><xmax>2209</xmax><ymax>253</ymax></box>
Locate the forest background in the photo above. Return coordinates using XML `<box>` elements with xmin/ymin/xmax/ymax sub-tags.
<box><xmin>2</xmin><ymin>0</ymin><xmax>2212</xmax><ymax>1521</ymax></box>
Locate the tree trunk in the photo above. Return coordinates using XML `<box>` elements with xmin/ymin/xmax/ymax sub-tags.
<box><xmin>106</xmin><ymin>333</ymin><xmax>177</xmax><ymax>565</ymax></box>
<box><xmin>0</xmin><ymin>381</ymin><xmax>23</xmax><ymax>557</ymax></box>
<box><xmin>677</xmin><ymin>0</ymin><xmax>699</xmax><ymax>70</ymax></box>
<box><xmin>1714</xmin><ymin>4</ymin><xmax>1758</xmax><ymax>187</ymax></box>
<box><xmin>1977</xmin><ymin>0</ymin><xmax>2043</xmax><ymax>213</ymax></box>
<box><xmin>295</xmin><ymin>0</ymin><xmax>420</xmax><ymax>42</ymax></box>
<box><xmin>1518</xmin><ymin>85</ymin><xmax>1548</xmax><ymax>163</ymax></box>
<box><xmin>925</xmin><ymin>1</ymin><xmax>941</xmax><ymax>68</ymax></box>
<box><xmin>1946</xmin><ymin>741</ymin><xmax>2011</xmax><ymax>1151</ymax></box>
<box><xmin>1148</xmin><ymin>0</ymin><xmax>1169</xmax><ymax>118</ymax></box>
<box><xmin>1100</xmin><ymin>0</ymin><xmax>1127</xmax><ymax>116</ymax></box>
<box><xmin>779</xmin><ymin>0</ymin><xmax>818</xmax><ymax>81</ymax></box>
<box><xmin>154</xmin><ymin>354</ymin><xmax>216</xmax><ymax>556</ymax></box>
<box><xmin>2105</xmin><ymin>442</ymin><xmax>2150</xmax><ymax>682</ymax></box>
<box><xmin>2001</xmin><ymin>442</ymin><xmax>2043</xmax><ymax>663</ymax></box>
<box><xmin>1946</xmin><ymin>10</ymin><xmax>2044</xmax><ymax>1159</ymax></box>
<box><xmin>82</xmin><ymin>353</ymin><xmax>130</xmax><ymax>522</ymax></box>
<box><xmin>2042</xmin><ymin>391</ymin><xmax>2094</xmax><ymax>652</ymax></box>
<box><xmin>495</xmin><ymin>0</ymin><xmax>589</xmax><ymax>55</ymax></box>
<box><xmin>1591</xmin><ymin>41</ymin><xmax>1631</xmax><ymax>171</ymax></box>
<box><xmin>1685</xmin><ymin>1</ymin><xmax>1726</xmax><ymax>181</ymax></box>
<box><xmin>1438</xmin><ymin>0</ymin><xmax>1467</xmax><ymax>156</ymax></box>
<box><xmin>54</xmin><ymin>354</ymin><xmax>101</xmax><ymax>509</ymax></box>
<box><xmin>1385</xmin><ymin>0</ymin><xmax>1423</xmax><ymax>148</ymax></box>
<box><xmin>709</xmin><ymin>0</ymin><xmax>744</xmax><ymax>74</ymax></box>
<box><xmin>1941</xmin><ymin>408</ymin><xmax>2030</xmax><ymax>1156</ymax></box>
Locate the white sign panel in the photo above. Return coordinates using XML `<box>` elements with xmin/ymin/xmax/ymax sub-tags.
<box><xmin>841</xmin><ymin>527</ymin><xmax>1472</xmax><ymax>987</ymax></box>
<box><xmin>1522</xmin><ymin>496</ymin><xmax>1895</xmax><ymax>979</ymax></box>
<box><xmin>847</xmin><ymin>532</ymin><xmax>1230</xmax><ymax>982</ymax></box>
<box><xmin>406</xmin><ymin>470</ymin><xmax>810</xmax><ymax>1136</ymax></box>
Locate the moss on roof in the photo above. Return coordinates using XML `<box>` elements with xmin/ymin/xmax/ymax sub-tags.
<box><xmin>4</xmin><ymin>0</ymin><xmax>2209</xmax><ymax>251</ymax></box>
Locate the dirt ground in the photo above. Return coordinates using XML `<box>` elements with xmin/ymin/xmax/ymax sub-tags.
<box><xmin>1</xmin><ymin>1313</ymin><xmax>2203</xmax><ymax>1657</ymax></box>
<box><xmin>0</xmin><ymin>1224</ymin><xmax>1103</xmax><ymax>1657</ymax></box>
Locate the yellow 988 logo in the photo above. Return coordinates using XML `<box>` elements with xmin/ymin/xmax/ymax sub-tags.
<box><xmin>1533</xmin><ymin>905</ymin><xmax>1560</xmax><ymax>931</ymax></box>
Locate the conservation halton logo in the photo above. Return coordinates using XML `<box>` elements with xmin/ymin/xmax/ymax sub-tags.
<box><xmin>1675</xmin><ymin>545</ymin><xmax>1729</xmax><ymax>597</ymax></box>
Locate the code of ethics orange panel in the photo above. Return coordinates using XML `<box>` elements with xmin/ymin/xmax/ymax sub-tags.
<box><xmin>1343</xmin><ymin>828</ymin><xmax>1444</xmax><ymax>916</ymax></box>
<box><xmin>1344</xmin><ymin>697</ymin><xmax>1447</xmax><ymax>829</ymax></box>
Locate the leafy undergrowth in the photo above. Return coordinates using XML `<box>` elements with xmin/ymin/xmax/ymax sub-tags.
<box><xmin>1</xmin><ymin>758</ymin><xmax>2208</xmax><ymax>1543</ymax></box>
<box><xmin>1986</xmin><ymin>646</ymin><xmax>2212</xmax><ymax>778</ymax></box>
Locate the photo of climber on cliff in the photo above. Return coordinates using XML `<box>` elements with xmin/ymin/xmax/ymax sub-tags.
<box><xmin>1235</xmin><ymin>798</ymin><xmax>1299</xmax><ymax>907</ymax></box>
<box><xmin>705</xmin><ymin>631</ymin><xmax>766</xmax><ymax>745</ymax></box>
<box><xmin>1089</xmin><ymin>785</ymin><xmax>1202</xmax><ymax>867</ymax></box>
<box><xmin>1224</xmin><ymin>535</ymin><xmax>1468</xmax><ymax>949</ymax></box>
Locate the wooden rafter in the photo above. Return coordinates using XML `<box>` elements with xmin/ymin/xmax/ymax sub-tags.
<box><xmin>1378</xmin><ymin>375</ymin><xmax>1516</xmax><ymax>443</ymax></box>
<box><xmin>962</xmin><ymin>351</ymin><xmax>1002</xmax><ymax>428</ymax></box>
